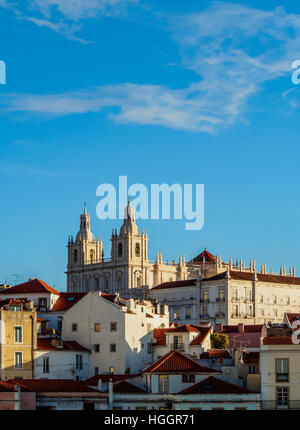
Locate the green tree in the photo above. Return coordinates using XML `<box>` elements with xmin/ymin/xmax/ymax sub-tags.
<box><xmin>211</xmin><ymin>333</ymin><xmax>229</xmax><ymax>349</ymax></box>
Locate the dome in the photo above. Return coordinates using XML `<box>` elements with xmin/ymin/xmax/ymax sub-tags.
<box><xmin>119</xmin><ymin>201</ymin><xmax>140</xmax><ymax>236</ymax></box>
<box><xmin>75</xmin><ymin>207</ymin><xmax>95</xmax><ymax>243</ymax></box>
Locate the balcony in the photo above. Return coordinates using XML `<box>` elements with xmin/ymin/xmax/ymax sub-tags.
<box><xmin>170</xmin><ymin>343</ymin><xmax>185</xmax><ymax>352</ymax></box>
<box><xmin>200</xmin><ymin>299</ymin><xmax>210</xmax><ymax>303</ymax></box>
<box><xmin>216</xmin><ymin>297</ymin><xmax>225</xmax><ymax>302</ymax></box>
<box><xmin>276</xmin><ymin>373</ymin><xmax>289</xmax><ymax>382</ymax></box>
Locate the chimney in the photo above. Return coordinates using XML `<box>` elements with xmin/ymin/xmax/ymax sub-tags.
<box><xmin>51</xmin><ymin>338</ymin><xmax>64</xmax><ymax>349</ymax></box>
<box><xmin>97</xmin><ymin>379</ymin><xmax>103</xmax><ymax>392</ymax></box>
<box><xmin>215</xmin><ymin>323</ymin><xmax>223</xmax><ymax>333</ymax></box>
<box><xmin>238</xmin><ymin>323</ymin><xmax>244</xmax><ymax>333</ymax></box>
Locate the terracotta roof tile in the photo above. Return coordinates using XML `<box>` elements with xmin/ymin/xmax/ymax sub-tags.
<box><xmin>191</xmin><ymin>249</ymin><xmax>216</xmax><ymax>264</ymax></box>
<box><xmin>262</xmin><ymin>336</ymin><xmax>294</xmax><ymax>345</ymax></box>
<box><xmin>153</xmin><ymin>328</ymin><xmax>167</xmax><ymax>346</ymax></box>
<box><xmin>37</xmin><ymin>338</ymin><xmax>89</xmax><ymax>352</ymax></box>
<box><xmin>0</xmin><ymin>381</ymin><xmax>17</xmax><ymax>392</ymax></box>
<box><xmin>286</xmin><ymin>313</ymin><xmax>300</xmax><ymax>326</ymax></box>
<box><xmin>112</xmin><ymin>381</ymin><xmax>146</xmax><ymax>394</ymax></box>
<box><xmin>189</xmin><ymin>327</ymin><xmax>212</xmax><ymax>345</ymax></box>
<box><xmin>201</xmin><ymin>350</ymin><xmax>231</xmax><ymax>359</ymax></box>
<box><xmin>230</xmin><ymin>271</ymin><xmax>300</xmax><ymax>286</ymax></box>
<box><xmin>178</xmin><ymin>376</ymin><xmax>255</xmax><ymax>395</ymax></box>
<box><xmin>143</xmin><ymin>350</ymin><xmax>219</xmax><ymax>374</ymax></box>
<box><xmin>9</xmin><ymin>379</ymin><xmax>96</xmax><ymax>392</ymax></box>
<box><xmin>0</xmin><ymin>279</ymin><xmax>60</xmax><ymax>296</ymax></box>
<box><xmin>51</xmin><ymin>292</ymin><xmax>87</xmax><ymax>312</ymax></box>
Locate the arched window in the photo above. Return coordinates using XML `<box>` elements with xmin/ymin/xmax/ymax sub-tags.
<box><xmin>74</xmin><ymin>249</ymin><xmax>78</xmax><ymax>264</ymax></box>
<box><xmin>135</xmin><ymin>243</ymin><xmax>140</xmax><ymax>257</ymax></box>
<box><xmin>118</xmin><ymin>243</ymin><xmax>122</xmax><ymax>258</ymax></box>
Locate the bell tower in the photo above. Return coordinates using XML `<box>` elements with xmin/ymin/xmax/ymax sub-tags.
<box><xmin>111</xmin><ymin>201</ymin><xmax>148</xmax><ymax>291</ymax></box>
<box><xmin>67</xmin><ymin>205</ymin><xmax>103</xmax><ymax>291</ymax></box>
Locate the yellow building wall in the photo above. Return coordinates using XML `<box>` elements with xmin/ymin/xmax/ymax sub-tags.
<box><xmin>1</xmin><ymin>310</ymin><xmax>36</xmax><ymax>380</ymax></box>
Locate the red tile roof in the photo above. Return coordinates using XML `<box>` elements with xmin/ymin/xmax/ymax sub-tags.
<box><xmin>201</xmin><ymin>350</ymin><xmax>231</xmax><ymax>359</ymax></box>
<box><xmin>85</xmin><ymin>374</ymin><xmax>137</xmax><ymax>385</ymax></box>
<box><xmin>0</xmin><ymin>381</ymin><xmax>17</xmax><ymax>392</ymax></box>
<box><xmin>51</xmin><ymin>292</ymin><xmax>87</xmax><ymax>312</ymax></box>
<box><xmin>286</xmin><ymin>313</ymin><xmax>300</xmax><ymax>326</ymax></box>
<box><xmin>9</xmin><ymin>379</ymin><xmax>96</xmax><ymax>393</ymax></box>
<box><xmin>143</xmin><ymin>350</ymin><xmax>219</xmax><ymax>374</ymax></box>
<box><xmin>262</xmin><ymin>336</ymin><xmax>294</xmax><ymax>345</ymax></box>
<box><xmin>167</xmin><ymin>324</ymin><xmax>202</xmax><ymax>333</ymax></box>
<box><xmin>189</xmin><ymin>327</ymin><xmax>212</xmax><ymax>345</ymax></box>
<box><xmin>153</xmin><ymin>328</ymin><xmax>168</xmax><ymax>346</ymax></box>
<box><xmin>151</xmin><ymin>279</ymin><xmax>198</xmax><ymax>291</ymax></box>
<box><xmin>230</xmin><ymin>271</ymin><xmax>300</xmax><ymax>286</ymax></box>
<box><xmin>153</xmin><ymin>325</ymin><xmax>211</xmax><ymax>347</ymax></box>
<box><xmin>0</xmin><ymin>279</ymin><xmax>60</xmax><ymax>296</ymax></box>
<box><xmin>37</xmin><ymin>338</ymin><xmax>89</xmax><ymax>352</ymax></box>
<box><xmin>178</xmin><ymin>376</ymin><xmax>255</xmax><ymax>395</ymax></box>
<box><xmin>191</xmin><ymin>249</ymin><xmax>216</xmax><ymax>264</ymax></box>
<box><xmin>152</xmin><ymin>272</ymin><xmax>227</xmax><ymax>291</ymax></box>
<box><xmin>112</xmin><ymin>381</ymin><xmax>146</xmax><ymax>394</ymax></box>
<box><xmin>242</xmin><ymin>351</ymin><xmax>259</xmax><ymax>364</ymax></box>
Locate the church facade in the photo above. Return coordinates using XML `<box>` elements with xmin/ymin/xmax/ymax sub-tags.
<box><xmin>66</xmin><ymin>203</ymin><xmax>211</xmax><ymax>296</ymax></box>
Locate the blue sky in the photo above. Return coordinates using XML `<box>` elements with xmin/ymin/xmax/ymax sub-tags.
<box><xmin>0</xmin><ymin>0</ymin><xmax>300</xmax><ymax>290</ymax></box>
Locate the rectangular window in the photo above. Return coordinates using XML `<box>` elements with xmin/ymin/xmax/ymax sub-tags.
<box><xmin>110</xmin><ymin>344</ymin><xmax>116</xmax><ymax>352</ymax></box>
<box><xmin>159</xmin><ymin>375</ymin><xmax>169</xmax><ymax>393</ymax></box>
<box><xmin>110</xmin><ymin>322</ymin><xmax>117</xmax><ymax>332</ymax></box>
<box><xmin>219</xmin><ymin>289</ymin><xmax>224</xmax><ymax>300</ymax></box>
<box><xmin>38</xmin><ymin>297</ymin><xmax>47</xmax><ymax>310</ymax></box>
<box><xmin>43</xmin><ymin>357</ymin><xmax>49</xmax><ymax>373</ymax></box>
<box><xmin>182</xmin><ymin>374</ymin><xmax>188</xmax><ymax>383</ymax></box>
<box><xmin>203</xmin><ymin>291</ymin><xmax>208</xmax><ymax>302</ymax></box>
<box><xmin>277</xmin><ymin>387</ymin><xmax>289</xmax><ymax>409</ymax></box>
<box><xmin>94</xmin><ymin>344</ymin><xmax>100</xmax><ymax>353</ymax></box>
<box><xmin>276</xmin><ymin>359</ymin><xmax>289</xmax><ymax>382</ymax></box>
<box><xmin>94</xmin><ymin>367</ymin><xmax>99</xmax><ymax>375</ymax></box>
<box><xmin>15</xmin><ymin>352</ymin><xmax>22</xmax><ymax>369</ymax></box>
<box><xmin>10</xmin><ymin>305</ymin><xmax>21</xmax><ymax>311</ymax></box>
<box><xmin>232</xmin><ymin>290</ymin><xmax>238</xmax><ymax>301</ymax></box>
<box><xmin>202</xmin><ymin>305</ymin><xmax>208</xmax><ymax>317</ymax></box>
<box><xmin>109</xmin><ymin>367</ymin><xmax>114</xmax><ymax>374</ymax></box>
<box><xmin>232</xmin><ymin>305</ymin><xmax>238</xmax><ymax>317</ymax></box>
<box><xmin>14</xmin><ymin>326</ymin><xmax>22</xmax><ymax>343</ymax></box>
<box><xmin>185</xmin><ymin>307</ymin><xmax>191</xmax><ymax>319</ymax></box>
<box><xmin>72</xmin><ymin>323</ymin><xmax>78</xmax><ymax>332</ymax></box>
<box><xmin>76</xmin><ymin>354</ymin><xmax>83</xmax><ymax>370</ymax></box>
<box><xmin>147</xmin><ymin>343</ymin><xmax>152</xmax><ymax>354</ymax></box>
<box><xmin>94</xmin><ymin>323</ymin><xmax>100</xmax><ymax>332</ymax></box>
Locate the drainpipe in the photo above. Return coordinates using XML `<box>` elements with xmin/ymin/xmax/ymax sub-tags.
<box><xmin>108</xmin><ymin>378</ymin><xmax>113</xmax><ymax>410</ymax></box>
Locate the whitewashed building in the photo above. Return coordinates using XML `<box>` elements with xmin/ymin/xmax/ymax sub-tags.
<box><xmin>61</xmin><ymin>291</ymin><xmax>169</xmax><ymax>376</ymax></box>
<box><xmin>35</xmin><ymin>337</ymin><xmax>90</xmax><ymax>381</ymax></box>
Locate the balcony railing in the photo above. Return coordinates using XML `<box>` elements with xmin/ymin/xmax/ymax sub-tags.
<box><xmin>170</xmin><ymin>343</ymin><xmax>185</xmax><ymax>351</ymax></box>
<box><xmin>276</xmin><ymin>373</ymin><xmax>289</xmax><ymax>382</ymax></box>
